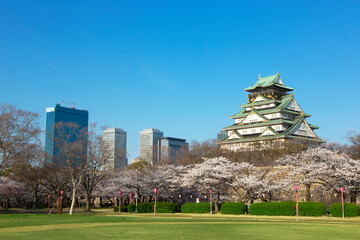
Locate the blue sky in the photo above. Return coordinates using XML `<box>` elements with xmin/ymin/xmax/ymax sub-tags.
<box><xmin>1</xmin><ymin>1</ymin><xmax>359</xmax><ymax>161</ymax></box>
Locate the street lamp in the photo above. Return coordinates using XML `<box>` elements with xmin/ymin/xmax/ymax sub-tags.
<box><xmin>294</xmin><ymin>185</ymin><xmax>299</xmax><ymax>221</ymax></box>
<box><xmin>118</xmin><ymin>191</ymin><xmax>122</xmax><ymax>213</ymax></box>
<box><xmin>154</xmin><ymin>188</ymin><xmax>157</xmax><ymax>218</ymax></box>
<box><xmin>59</xmin><ymin>191</ymin><xmax>64</xmax><ymax>215</ymax></box>
<box><xmin>340</xmin><ymin>187</ymin><xmax>345</xmax><ymax>218</ymax></box>
<box><xmin>209</xmin><ymin>188</ymin><xmax>213</xmax><ymax>215</ymax></box>
<box><xmin>48</xmin><ymin>195</ymin><xmax>51</xmax><ymax>208</ymax></box>
<box><xmin>135</xmin><ymin>167</ymin><xmax>138</xmax><ymax>213</ymax></box>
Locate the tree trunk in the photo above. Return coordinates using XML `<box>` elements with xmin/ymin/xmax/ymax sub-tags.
<box><xmin>32</xmin><ymin>189</ymin><xmax>36</xmax><ymax>209</ymax></box>
<box><xmin>69</xmin><ymin>185</ymin><xmax>77</xmax><ymax>215</ymax></box>
<box><xmin>350</xmin><ymin>190</ymin><xmax>357</xmax><ymax>204</ymax></box>
<box><xmin>305</xmin><ymin>183</ymin><xmax>311</xmax><ymax>202</ymax></box>
<box><xmin>85</xmin><ymin>190</ymin><xmax>91</xmax><ymax>211</ymax></box>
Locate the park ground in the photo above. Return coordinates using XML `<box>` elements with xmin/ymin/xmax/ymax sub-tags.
<box><xmin>1</xmin><ymin>209</ymin><xmax>360</xmax><ymax>239</ymax></box>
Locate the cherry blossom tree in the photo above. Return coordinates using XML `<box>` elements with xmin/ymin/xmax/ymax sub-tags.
<box><xmin>152</xmin><ymin>164</ymin><xmax>189</xmax><ymax>204</ymax></box>
<box><xmin>0</xmin><ymin>177</ymin><xmax>29</xmax><ymax>208</ymax></box>
<box><xmin>181</xmin><ymin>157</ymin><xmax>251</xmax><ymax>210</ymax></box>
<box><xmin>230</xmin><ymin>166</ymin><xmax>288</xmax><ymax>204</ymax></box>
<box><xmin>275</xmin><ymin>144</ymin><xmax>357</xmax><ymax>202</ymax></box>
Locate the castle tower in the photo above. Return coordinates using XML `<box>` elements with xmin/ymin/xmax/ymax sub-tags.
<box><xmin>217</xmin><ymin>72</ymin><xmax>325</xmax><ymax>151</ymax></box>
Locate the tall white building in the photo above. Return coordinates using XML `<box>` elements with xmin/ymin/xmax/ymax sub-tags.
<box><xmin>139</xmin><ymin>128</ymin><xmax>163</xmax><ymax>164</ymax></box>
<box><xmin>102</xmin><ymin>128</ymin><xmax>127</xmax><ymax>171</ymax></box>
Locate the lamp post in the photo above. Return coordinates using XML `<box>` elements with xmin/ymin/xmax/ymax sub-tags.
<box><xmin>48</xmin><ymin>195</ymin><xmax>51</xmax><ymax>208</ymax></box>
<box><xmin>118</xmin><ymin>191</ymin><xmax>122</xmax><ymax>213</ymax></box>
<box><xmin>129</xmin><ymin>193</ymin><xmax>133</xmax><ymax>205</ymax></box>
<box><xmin>340</xmin><ymin>187</ymin><xmax>345</xmax><ymax>218</ymax></box>
<box><xmin>154</xmin><ymin>188</ymin><xmax>157</xmax><ymax>218</ymax></box>
<box><xmin>135</xmin><ymin>168</ymin><xmax>138</xmax><ymax>213</ymax></box>
<box><xmin>209</xmin><ymin>188</ymin><xmax>213</xmax><ymax>215</ymax></box>
<box><xmin>59</xmin><ymin>191</ymin><xmax>64</xmax><ymax>215</ymax></box>
<box><xmin>294</xmin><ymin>185</ymin><xmax>299</xmax><ymax>221</ymax></box>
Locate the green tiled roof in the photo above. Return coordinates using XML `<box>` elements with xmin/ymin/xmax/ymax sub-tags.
<box><xmin>244</xmin><ymin>74</ymin><xmax>294</xmax><ymax>92</ymax></box>
<box><xmin>283</xmin><ymin>116</ymin><xmax>303</xmax><ymax>134</ymax></box>
<box><xmin>230</xmin><ymin>108</ymin><xmax>246</xmax><ymax>118</ymax></box>
<box><xmin>264</xmin><ymin>126</ymin><xmax>279</xmax><ymax>136</ymax></box>
<box><xmin>286</xmin><ymin>135</ymin><xmax>326</xmax><ymax>143</ymax></box>
<box><xmin>252</xmin><ymin>109</ymin><xmax>269</xmax><ymax>121</ymax></box>
<box><xmin>218</xmin><ymin>134</ymin><xmax>325</xmax><ymax>144</ymax></box>
<box><xmin>308</xmin><ymin>124</ymin><xmax>319</xmax><ymax>129</ymax></box>
<box><xmin>218</xmin><ymin>134</ymin><xmax>286</xmax><ymax>144</ymax></box>
<box><xmin>241</xmin><ymin>99</ymin><xmax>280</xmax><ymax>108</ymax></box>
<box><xmin>230</xmin><ymin>95</ymin><xmax>310</xmax><ymax>119</ymax></box>
<box><xmin>223</xmin><ymin>119</ymin><xmax>293</xmax><ymax>131</ymax></box>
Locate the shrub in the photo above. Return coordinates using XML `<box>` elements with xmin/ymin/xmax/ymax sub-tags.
<box><xmin>128</xmin><ymin>203</ymin><xmax>136</xmax><ymax>213</ymax></box>
<box><xmin>132</xmin><ymin>202</ymin><xmax>178</xmax><ymax>213</ymax></box>
<box><xmin>136</xmin><ymin>202</ymin><xmax>152</xmax><ymax>213</ymax></box>
<box><xmin>298</xmin><ymin>202</ymin><xmax>326</xmax><ymax>216</ymax></box>
<box><xmin>181</xmin><ymin>203</ymin><xmax>215</xmax><ymax>213</ymax></box>
<box><xmin>157</xmin><ymin>202</ymin><xmax>178</xmax><ymax>213</ymax></box>
<box><xmin>221</xmin><ymin>202</ymin><xmax>247</xmax><ymax>215</ymax></box>
<box><xmin>113</xmin><ymin>205</ymin><xmax>128</xmax><ymax>212</ymax></box>
<box><xmin>329</xmin><ymin>203</ymin><xmax>360</xmax><ymax>217</ymax></box>
<box><xmin>249</xmin><ymin>202</ymin><xmax>296</xmax><ymax>216</ymax></box>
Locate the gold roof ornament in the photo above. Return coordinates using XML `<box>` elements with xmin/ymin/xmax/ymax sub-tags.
<box><xmin>251</xmin><ymin>106</ymin><xmax>254</xmax><ymax>110</ymax></box>
<box><xmin>258</xmin><ymin>74</ymin><xmax>261</xmax><ymax>80</ymax></box>
<box><xmin>300</xmin><ymin>111</ymin><xmax>304</xmax><ymax>117</ymax></box>
<box><xmin>291</xmin><ymin>92</ymin><xmax>294</xmax><ymax>96</ymax></box>
<box><xmin>277</xmin><ymin>70</ymin><xmax>279</xmax><ymax>76</ymax></box>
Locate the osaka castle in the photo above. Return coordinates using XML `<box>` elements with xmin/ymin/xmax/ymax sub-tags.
<box><xmin>217</xmin><ymin>71</ymin><xmax>325</xmax><ymax>151</ymax></box>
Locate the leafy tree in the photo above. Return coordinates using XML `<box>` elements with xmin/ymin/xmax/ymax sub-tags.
<box><xmin>0</xmin><ymin>103</ymin><xmax>40</xmax><ymax>175</ymax></box>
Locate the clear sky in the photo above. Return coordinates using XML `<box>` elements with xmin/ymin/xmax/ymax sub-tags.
<box><xmin>1</xmin><ymin>0</ymin><xmax>359</xmax><ymax>161</ymax></box>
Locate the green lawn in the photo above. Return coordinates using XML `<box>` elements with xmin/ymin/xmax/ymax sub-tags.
<box><xmin>1</xmin><ymin>211</ymin><xmax>360</xmax><ymax>240</ymax></box>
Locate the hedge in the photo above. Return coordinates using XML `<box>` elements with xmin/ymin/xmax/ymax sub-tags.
<box><xmin>113</xmin><ymin>205</ymin><xmax>128</xmax><ymax>212</ymax></box>
<box><xmin>129</xmin><ymin>202</ymin><xmax>177</xmax><ymax>213</ymax></box>
<box><xmin>329</xmin><ymin>203</ymin><xmax>360</xmax><ymax>217</ymax></box>
<box><xmin>128</xmin><ymin>203</ymin><xmax>136</xmax><ymax>213</ymax></box>
<box><xmin>156</xmin><ymin>202</ymin><xmax>178</xmax><ymax>213</ymax></box>
<box><xmin>249</xmin><ymin>202</ymin><xmax>296</xmax><ymax>216</ymax></box>
<box><xmin>298</xmin><ymin>202</ymin><xmax>326</xmax><ymax>216</ymax></box>
<box><xmin>181</xmin><ymin>203</ymin><xmax>215</xmax><ymax>213</ymax></box>
<box><xmin>249</xmin><ymin>201</ymin><xmax>327</xmax><ymax>216</ymax></box>
<box><xmin>221</xmin><ymin>202</ymin><xmax>247</xmax><ymax>215</ymax></box>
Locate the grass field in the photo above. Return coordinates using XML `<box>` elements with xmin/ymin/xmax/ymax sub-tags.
<box><xmin>1</xmin><ymin>210</ymin><xmax>360</xmax><ymax>239</ymax></box>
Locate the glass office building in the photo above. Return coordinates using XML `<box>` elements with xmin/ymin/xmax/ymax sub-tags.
<box><xmin>45</xmin><ymin>104</ymin><xmax>89</xmax><ymax>163</ymax></box>
<box><xmin>139</xmin><ymin>128</ymin><xmax>163</xmax><ymax>164</ymax></box>
<box><xmin>102</xmin><ymin>128</ymin><xmax>127</xmax><ymax>171</ymax></box>
<box><xmin>157</xmin><ymin>137</ymin><xmax>188</xmax><ymax>164</ymax></box>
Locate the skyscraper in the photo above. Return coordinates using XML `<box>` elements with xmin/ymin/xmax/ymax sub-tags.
<box><xmin>157</xmin><ymin>137</ymin><xmax>188</xmax><ymax>164</ymax></box>
<box><xmin>45</xmin><ymin>104</ymin><xmax>89</xmax><ymax>163</ymax></box>
<box><xmin>102</xmin><ymin>128</ymin><xmax>127</xmax><ymax>171</ymax></box>
<box><xmin>139</xmin><ymin>128</ymin><xmax>163</xmax><ymax>164</ymax></box>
